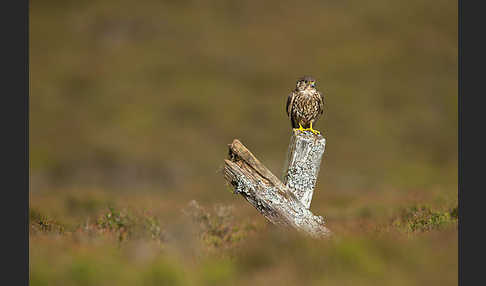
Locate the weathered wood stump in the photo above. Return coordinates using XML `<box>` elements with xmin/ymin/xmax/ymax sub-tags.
<box><xmin>283</xmin><ymin>130</ymin><xmax>326</xmax><ymax>209</ymax></box>
<box><xmin>223</xmin><ymin>130</ymin><xmax>330</xmax><ymax>238</ymax></box>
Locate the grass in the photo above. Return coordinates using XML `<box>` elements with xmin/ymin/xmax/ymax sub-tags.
<box><xmin>30</xmin><ymin>189</ymin><xmax>458</xmax><ymax>286</ymax></box>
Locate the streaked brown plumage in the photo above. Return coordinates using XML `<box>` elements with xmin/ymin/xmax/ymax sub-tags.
<box><xmin>286</xmin><ymin>76</ymin><xmax>324</xmax><ymax>134</ymax></box>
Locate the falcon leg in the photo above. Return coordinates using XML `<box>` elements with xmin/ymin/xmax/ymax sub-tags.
<box><xmin>294</xmin><ymin>124</ymin><xmax>306</xmax><ymax>133</ymax></box>
<box><xmin>307</xmin><ymin>122</ymin><xmax>320</xmax><ymax>135</ymax></box>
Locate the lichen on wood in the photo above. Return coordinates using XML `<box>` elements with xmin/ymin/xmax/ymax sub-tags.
<box><xmin>283</xmin><ymin>130</ymin><xmax>326</xmax><ymax>209</ymax></box>
<box><xmin>223</xmin><ymin>136</ymin><xmax>330</xmax><ymax>238</ymax></box>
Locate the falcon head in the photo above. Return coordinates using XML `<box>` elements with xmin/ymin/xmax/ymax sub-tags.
<box><xmin>296</xmin><ymin>76</ymin><xmax>317</xmax><ymax>91</ymax></box>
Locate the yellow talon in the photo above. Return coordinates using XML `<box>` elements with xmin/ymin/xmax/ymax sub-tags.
<box><xmin>308</xmin><ymin>122</ymin><xmax>321</xmax><ymax>135</ymax></box>
<box><xmin>294</xmin><ymin>124</ymin><xmax>306</xmax><ymax>132</ymax></box>
<box><xmin>293</xmin><ymin>123</ymin><xmax>320</xmax><ymax>135</ymax></box>
<box><xmin>309</xmin><ymin>129</ymin><xmax>320</xmax><ymax>135</ymax></box>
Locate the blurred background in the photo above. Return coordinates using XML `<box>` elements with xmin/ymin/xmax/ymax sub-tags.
<box><xmin>30</xmin><ymin>0</ymin><xmax>457</xmax><ymax>285</ymax></box>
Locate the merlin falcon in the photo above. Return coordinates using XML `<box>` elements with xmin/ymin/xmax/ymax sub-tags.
<box><xmin>286</xmin><ymin>76</ymin><xmax>325</xmax><ymax>135</ymax></box>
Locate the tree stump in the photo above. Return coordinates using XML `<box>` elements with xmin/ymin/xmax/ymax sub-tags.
<box><xmin>283</xmin><ymin>130</ymin><xmax>326</xmax><ymax>209</ymax></box>
<box><xmin>223</xmin><ymin>130</ymin><xmax>330</xmax><ymax>238</ymax></box>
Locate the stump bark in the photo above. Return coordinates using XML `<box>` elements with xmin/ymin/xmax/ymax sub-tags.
<box><xmin>223</xmin><ymin>130</ymin><xmax>330</xmax><ymax>238</ymax></box>
<box><xmin>283</xmin><ymin>130</ymin><xmax>326</xmax><ymax>209</ymax></box>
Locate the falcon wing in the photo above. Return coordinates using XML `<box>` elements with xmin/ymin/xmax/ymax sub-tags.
<box><xmin>317</xmin><ymin>91</ymin><xmax>325</xmax><ymax>116</ymax></box>
<box><xmin>286</xmin><ymin>91</ymin><xmax>299</xmax><ymax>128</ymax></box>
<box><xmin>286</xmin><ymin>91</ymin><xmax>296</xmax><ymax>117</ymax></box>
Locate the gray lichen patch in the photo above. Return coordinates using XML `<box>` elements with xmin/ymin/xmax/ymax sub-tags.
<box><xmin>284</xmin><ymin>132</ymin><xmax>326</xmax><ymax>209</ymax></box>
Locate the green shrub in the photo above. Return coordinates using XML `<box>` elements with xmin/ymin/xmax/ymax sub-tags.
<box><xmin>96</xmin><ymin>207</ymin><xmax>163</xmax><ymax>242</ymax></box>
<box><xmin>393</xmin><ymin>205</ymin><xmax>458</xmax><ymax>232</ymax></box>
<box><xmin>30</xmin><ymin>208</ymin><xmax>65</xmax><ymax>234</ymax></box>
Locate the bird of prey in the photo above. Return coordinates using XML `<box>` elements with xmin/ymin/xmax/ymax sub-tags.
<box><xmin>286</xmin><ymin>76</ymin><xmax>325</xmax><ymax>135</ymax></box>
